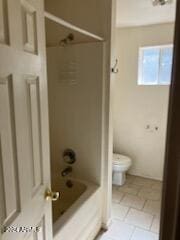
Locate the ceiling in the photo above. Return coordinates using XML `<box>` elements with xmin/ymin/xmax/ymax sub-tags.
<box><xmin>116</xmin><ymin>0</ymin><xmax>176</xmax><ymax>28</ymax></box>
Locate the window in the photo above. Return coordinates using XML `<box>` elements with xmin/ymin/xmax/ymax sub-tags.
<box><xmin>138</xmin><ymin>45</ymin><xmax>173</xmax><ymax>85</ymax></box>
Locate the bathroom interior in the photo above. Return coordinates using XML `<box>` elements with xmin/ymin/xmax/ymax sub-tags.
<box><xmin>0</xmin><ymin>0</ymin><xmax>178</xmax><ymax>240</ymax></box>
<box><xmin>100</xmin><ymin>1</ymin><xmax>176</xmax><ymax>240</ymax></box>
<box><xmin>45</xmin><ymin>0</ymin><xmax>176</xmax><ymax>240</ymax></box>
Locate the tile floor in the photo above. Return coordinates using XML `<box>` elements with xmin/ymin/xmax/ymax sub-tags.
<box><xmin>95</xmin><ymin>175</ymin><xmax>162</xmax><ymax>240</ymax></box>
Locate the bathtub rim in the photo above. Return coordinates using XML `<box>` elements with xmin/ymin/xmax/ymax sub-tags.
<box><xmin>52</xmin><ymin>177</ymin><xmax>100</xmax><ymax>237</ymax></box>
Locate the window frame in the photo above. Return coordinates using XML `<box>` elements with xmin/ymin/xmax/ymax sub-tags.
<box><xmin>138</xmin><ymin>44</ymin><xmax>173</xmax><ymax>86</ymax></box>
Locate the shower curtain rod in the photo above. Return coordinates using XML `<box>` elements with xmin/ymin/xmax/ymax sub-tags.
<box><xmin>45</xmin><ymin>11</ymin><xmax>104</xmax><ymax>42</ymax></box>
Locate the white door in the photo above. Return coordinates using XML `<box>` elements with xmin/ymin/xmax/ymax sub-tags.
<box><xmin>0</xmin><ymin>0</ymin><xmax>55</xmax><ymax>239</ymax></box>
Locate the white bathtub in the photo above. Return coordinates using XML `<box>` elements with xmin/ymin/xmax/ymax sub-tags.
<box><xmin>52</xmin><ymin>177</ymin><xmax>102</xmax><ymax>240</ymax></box>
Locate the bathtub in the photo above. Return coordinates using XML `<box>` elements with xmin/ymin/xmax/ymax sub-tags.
<box><xmin>52</xmin><ymin>177</ymin><xmax>102</xmax><ymax>240</ymax></box>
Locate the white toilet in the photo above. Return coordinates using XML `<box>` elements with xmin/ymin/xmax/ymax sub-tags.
<box><xmin>112</xmin><ymin>153</ymin><xmax>132</xmax><ymax>186</ymax></box>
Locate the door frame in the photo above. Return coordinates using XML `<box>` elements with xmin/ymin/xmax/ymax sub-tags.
<box><xmin>101</xmin><ymin>0</ymin><xmax>116</xmax><ymax>229</ymax></box>
<box><xmin>160</xmin><ymin>1</ymin><xmax>180</xmax><ymax>240</ymax></box>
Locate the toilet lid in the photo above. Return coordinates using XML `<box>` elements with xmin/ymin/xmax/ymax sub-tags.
<box><xmin>113</xmin><ymin>153</ymin><xmax>132</xmax><ymax>166</ymax></box>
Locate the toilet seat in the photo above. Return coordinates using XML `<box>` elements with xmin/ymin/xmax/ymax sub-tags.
<box><xmin>113</xmin><ymin>154</ymin><xmax>132</xmax><ymax>166</ymax></box>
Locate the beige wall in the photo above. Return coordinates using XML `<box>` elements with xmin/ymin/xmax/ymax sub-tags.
<box><xmin>113</xmin><ymin>23</ymin><xmax>174</xmax><ymax>180</ymax></box>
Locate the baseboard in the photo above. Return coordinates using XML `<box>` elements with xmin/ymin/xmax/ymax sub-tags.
<box><xmin>128</xmin><ymin>169</ymin><xmax>163</xmax><ymax>181</ymax></box>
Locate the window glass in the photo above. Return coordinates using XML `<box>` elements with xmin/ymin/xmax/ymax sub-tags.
<box><xmin>159</xmin><ymin>47</ymin><xmax>173</xmax><ymax>85</ymax></box>
<box><xmin>142</xmin><ymin>48</ymin><xmax>159</xmax><ymax>85</ymax></box>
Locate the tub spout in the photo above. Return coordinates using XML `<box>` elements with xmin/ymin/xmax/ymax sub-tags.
<box><xmin>61</xmin><ymin>166</ymin><xmax>72</xmax><ymax>177</ymax></box>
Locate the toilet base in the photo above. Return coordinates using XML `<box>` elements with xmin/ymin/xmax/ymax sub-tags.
<box><xmin>112</xmin><ymin>171</ymin><xmax>126</xmax><ymax>186</ymax></box>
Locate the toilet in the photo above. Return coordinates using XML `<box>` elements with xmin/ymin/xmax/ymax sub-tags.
<box><xmin>112</xmin><ymin>153</ymin><xmax>132</xmax><ymax>186</ymax></box>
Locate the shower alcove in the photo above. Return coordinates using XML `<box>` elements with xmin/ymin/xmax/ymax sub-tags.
<box><xmin>44</xmin><ymin>1</ymin><xmax>110</xmax><ymax>239</ymax></box>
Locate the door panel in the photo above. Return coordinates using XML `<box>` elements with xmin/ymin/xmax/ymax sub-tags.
<box><xmin>24</xmin><ymin>216</ymin><xmax>45</xmax><ymax>240</ymax></box>
<box><xmin>0</xmin><ymin>75</ymin><xmax>20</xmax><ymax>227</ymax></box>
<box><xmin>0</xmin><ymin>0</ymin><xmax>9</xmax><ymax>44</ymax></box>
<box><xmin>0</xmin><ymin>0</ymin><xmax>53</xmax><ymax>239</ymax></box>
<box><xmin>21</xmin><ymin>0</ymin><xmax>38</xmax><ymax>54</ymax></box>
<box><xmin>26</xmin><ymin>76</ymin><xmax>43</xmax><ymax>194</ymax></box>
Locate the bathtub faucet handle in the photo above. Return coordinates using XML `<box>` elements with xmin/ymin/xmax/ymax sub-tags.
<box><xmin>61</xmin><ymin>166</ymin><xmax>73</xmax><ymax>177</ymax></box>
<box><xmin>45</xmin><ymin>188</ymin><xmax>60</xmax><ymax>201</ymax></box>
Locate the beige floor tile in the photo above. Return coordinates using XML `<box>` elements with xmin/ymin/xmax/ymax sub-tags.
<box><xmin>131</xmin><ymin>228</ymin><xmax>159</xmax><ymax>240</ymax></box>
<box><xmin>112</xmin><ymin>203</ymin><xmax>129</xmax><ymax>220</ymax></box>
<box><xmin>120</xmin><ymin>194</ymin><xmax>146</xmax><ymax>210</ymax></box>
<box><xmin>143</xmin><ymin>200</ymin><xmax>161</xmax><ymax>216</ymax></box>
<box><xmin>95</xmin><ymin>234</ymin><xmax>113</xmax><ymax>240</ymax></box>
<box><xmin>133</xmin><ymin>177</ymin><xmax>155</xmax><ymax>188</ymax></box>
<box><xmin>105</xmin><ymin>220</ymin><xmax>135</xmax><ymax>240</ymax></box>
<box><xmin>151</xmin><ymin>217</ymin><xmax>160</xmax><ymax>234</ymax></box>
<box><xmin>138</xmin><ymin>188</ymin><xmax>162</xmax><ymax>201</ymax></box>
<box><xmin>109</xmin><ymin>176</ymin><xmax>161</xmax><ymax>240</ymax></box>
<box><xmin>112</xmin><ymin>190</ymin><xmax>124</xmax><ymax>203</ymax></box>
<box><xmin>95</xmin><ymin>231</ymin><xmax>112</xmax><ymax>240</ymax></box>
<box><xmin>125</xmin><ymin>208</ymin><xmax>153</xmax><ymax>230</ymax></box>
<box><xmin>118</xmin><ymin>184</ymin><xmax>141</xmax><ymax>195</ymax></box>
<box><xmin>126</xmin><ymin>174</ymin><xmax>137</xmax><ymax>184</ymax></box>
<box><xmin>151</xmin><ymin>181</ymin><xmax>163</xmax><ymax>191</ymax></box>
<box><xmin>112</xmin><ymin>185</ymin><xmax>118</xmax><ymax>191</ymax></box>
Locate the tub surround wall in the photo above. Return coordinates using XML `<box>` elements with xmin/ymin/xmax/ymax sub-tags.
<box><xmin>45</xmin><ymin>0</ymin><xmax>115</xmax><ymax>230</ymax></box>
<box><xmin>47</xmin><ymin>43</ymin><xmax>104</xmax><ymax>184</ymax></box>
<box><xmin>113</xmin><ymin>23</ymin><xmax>174</xmax><ymax>180</ymax></box>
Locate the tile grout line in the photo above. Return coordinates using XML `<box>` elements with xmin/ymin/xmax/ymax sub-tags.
<box><xmin>129</xmin><ymin>226</ymin><xmax>137</xmax><ymax>240</ymax></box>
<box><xmin>141</xmin><ymin>198</ymin><xmax>147</xmax><ymax>211</ymax></box>
<box><xmin>117</xmin><ymin>193</ymin><xmax>125</xmax><ymax>204</ymax></box>
<box><xmin>123</xmin><ymin>206</ymin><xmax>131</xmax><ymax>221</ymax></box>
<box><xmin>124</xmin><ymin>206</ymin><xmax>154</xmax><ymax>228</ymax></box>
<box><xmin>119</xmin><ymin>192</ymin><xmax>126</xmax><ymax>204</ymax></box>
<box><xmin>118</xmin><ymin>193</ymin><xmax>125</xmax><ymax>204</ymax></box>
<box><xmin>149</xmin><ymin>215</ymin><xmax>156</xmax><ymax>232</ymax></box>
<box><xmin>131</xmin><ymin>226</ymin><xmax>159</xmax><ymax>238</ymax></box>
